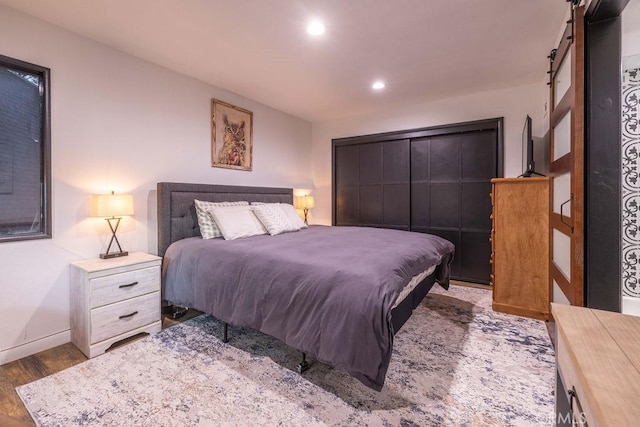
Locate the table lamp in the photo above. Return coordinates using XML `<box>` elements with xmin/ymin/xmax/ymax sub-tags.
<box><xmin>294</xmin><ymin>195</ymin><xmax>315</xmax><ymax>225</ymax></box>
<box><xmin>92</xmin><ymin>191</ymin><xmax>134</xmax><ymax>259</ymax></box>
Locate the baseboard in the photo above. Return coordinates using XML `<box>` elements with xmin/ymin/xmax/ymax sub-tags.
<box><xmin>622</xmin><ymin>296</ymin><xmax>640</xmax><ymax>316</ymax></box>
<box><xmin>0</xmin><ymin>330</ymin><xmax>71</xmax><ymax>365</ymax></box>
<box><xmin>492</xmin><ymin>301</ymin><xmax>549</xmax><ymax>321</ymax></box>
<box><xmin>450</xmin><ymin>280</ymin><xmax>492</xmax><ymax>290</ymax></box>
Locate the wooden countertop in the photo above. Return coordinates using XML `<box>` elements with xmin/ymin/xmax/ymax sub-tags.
<box><xmin>552</xmin><ymin>303</ymin><xmax>640</xmax><ymax>426</ymax></box>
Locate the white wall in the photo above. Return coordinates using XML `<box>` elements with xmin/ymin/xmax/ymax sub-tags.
<box><xmin>622</xmin><ymin>0</ymin><xmax>640</xmax><ymax>58</ymax></box>
<box><xmin>310</xmin><ymin>83</ymin><xmax>547</xmax><ymax>225</ymax></box>
<box><xmin>622</xmin><ymin>28</ymin><xmax>640</xmax><ymax>57</ymax></box>
<box><xmin>0</xmin><ymin>6</ymin><xmax>312</xmax><ymax>363</ymax></box>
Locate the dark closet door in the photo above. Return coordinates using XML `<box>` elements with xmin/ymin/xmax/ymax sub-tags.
<box><xmin>335</xmin><ymin>144</ymin><xmax>360</xmax><ymax>225</ymax></box>
<box><xmin>333</xmin><ymin>118</ymin><xmax>503</xmax><ymax>285</ymax></box>
<box><xmin>382</xmin><ymin>140</ymin><xmax>410</xmax><ymax>229</ymax></box>
<box><xmin>335</xmin><ymin>140</ymin><xmax>410</xmax><ymax>229</ymax></box>
<box><xmin>411</xmin><ymin>130</ymin><xmax>496</xmax><ymax>283</ymax></box>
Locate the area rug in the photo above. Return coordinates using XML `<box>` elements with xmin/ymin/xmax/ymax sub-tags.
<box><xmin>17</xmin><ymin>285</ymin><xmax>555</xmax><ymax>426</ymax></box>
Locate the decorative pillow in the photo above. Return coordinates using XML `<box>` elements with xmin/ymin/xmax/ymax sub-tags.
<box><xmin>207</xmin><ymin>205</ymin><xmax>267</xmax><ymax>240</ymax></box>
<box><xmin>279</xmin><ymin>203</ymin><xmax>308</xmax><ymax>229</ymax></box>
<box><xmin>252</xmin><ymin>204</ymin><xmax>300</xmax><ymax>235</ymax></box>
<box><xmin>250</xmin><ymin>202</ymin><xmax>307</xmax><ymax>229</ymax></box>
<box><xmin>194</xmin><ymin>200</ymin><xmax>248</xmax><ymax>239</ymax></box>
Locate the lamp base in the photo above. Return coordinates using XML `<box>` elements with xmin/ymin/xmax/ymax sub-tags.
<box><xmin>100</xmin><ymin>251</ymin><xmax>129</xmax><ymax>259</ymax></box>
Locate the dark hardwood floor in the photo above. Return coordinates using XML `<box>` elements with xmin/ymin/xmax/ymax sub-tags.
<box><xmin>0</xmin><ymin>310</ymin><xmax>202</xmax><ymax>425</ymax></box>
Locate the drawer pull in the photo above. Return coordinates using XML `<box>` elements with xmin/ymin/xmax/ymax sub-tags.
<box><xmin>119</xmin><ymin>281</ymin><xmax>139</xmax><ymax>289</ymax></box>
<box><xmin>119</xmin><ymin>311</ymin><xmax>138</xmax><ymax>320</ymax></box>
<box><xmin>568</xmin><ymin>387</ymin><xmax>584</xmax><ymax>422</ymax></box>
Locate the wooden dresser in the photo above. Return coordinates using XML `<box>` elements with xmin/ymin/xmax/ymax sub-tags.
<box><xmin>553</xmin><ymin>303</ymin><xmax>640</xmax><ymax>426</ymax></box>
<box><xmin>491</xmin><ymin>177</ymin><xmax>550</xmax><ymax>320</ymax></box>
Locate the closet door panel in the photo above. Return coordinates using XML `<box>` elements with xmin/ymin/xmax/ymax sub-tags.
<box><xmin>430</xmin><ymin>135</ymin><xmax>461</xmax><ymax>181</ymax></box>
<box><xmin>336</xmin><ymin>186</ymin><xmax>359</xmax><ymax>225</ymax></box>
<box><xmin>383</xmin><ymin>140</ymin><xmax>410</xmax><ymax>183</ymax></box>
<box><xmin>335</xmin><ymin>145</ymin><xmax>359</xmax><ymax>185</ymax></box>
<box><xmin>462</xmin><ymin>130</ymin><xmax>497</xmax><ymax>180</ymax></box>
<box><xmin>383</xmin><ymin>184</ymin><xmax>410</xmax><ymax>229</ymax></box>
<box><xmin>461</xmin><ymin>182</ymin><xmax>493</xmax><ymax>230</ymax></box>
<box><xmin>411</xmin><ymin>182</ymin><xmax>429</xmax><ymax>227</ymax></box>
<box><xmin>430</xmin><ymin>183</ymin><xmax>460</xmax><ymax>228</ymax></box>
<box><xmin>359</xmin><ymin>186</ymin><xmax>383</xmax><ymax>225</ymax></box>
<box><xmin>460</xmin><ymin>231</ymin><xmax>492</xmax><ymax>282</ymax></box>
<box><xmin>410</xmin><ymin>138</ymin><xmax>430</xmax><ymax>181</ymax></box>
<box><xmin>359</xmin><ymin>143</ymin><xmax>382</xmax><ymax>185</ymax></box>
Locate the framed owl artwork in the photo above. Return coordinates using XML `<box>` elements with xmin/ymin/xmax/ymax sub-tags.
<box><xmin>211</xmin><ymin>99</ymin><xmax>253</xmax><ymax>171</ymax></box>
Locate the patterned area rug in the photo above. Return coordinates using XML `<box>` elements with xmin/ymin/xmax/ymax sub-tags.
<box><xmin>17</xmin><ymin>285</ymin><xmax>555</xmax><ymax>426</ymax></box>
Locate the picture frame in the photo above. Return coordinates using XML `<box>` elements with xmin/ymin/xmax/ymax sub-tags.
<box><xmin>211</xmin><ymin>98</ymin><xmax>253</xmax><ymax>171</ymax></box>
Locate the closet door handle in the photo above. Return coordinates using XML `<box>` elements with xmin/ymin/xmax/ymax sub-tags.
<box><xmin>560</xmin><ymin>196</ymin><xmax>574</xmax><ymax>232</ymax></box>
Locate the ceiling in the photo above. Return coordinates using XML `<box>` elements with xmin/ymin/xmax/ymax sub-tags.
<box><xmin>0</xmin><ymin>0</ymin><xmax>571</xmax><ymax>122</ymax></box>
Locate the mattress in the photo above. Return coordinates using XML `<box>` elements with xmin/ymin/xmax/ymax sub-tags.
<box><xmin>392</xmin><ymin>264</ymin><xmax>437</xmax><ymax>310</ymax></box>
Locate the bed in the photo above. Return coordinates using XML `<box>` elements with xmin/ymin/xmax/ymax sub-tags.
<box><xmin>158</xmin><ymin>182</ymin><xmax>454</xmax><ymax>391</ymax></box>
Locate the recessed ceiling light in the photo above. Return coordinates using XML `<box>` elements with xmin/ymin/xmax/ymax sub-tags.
<box><xmin>307</xmin><ymin>20</ymin><xmax>325</xmax><ymax>36</ymax></box>
<box><xmin>372</xmin><ymin>80</ymin><xmax>386</xmax><ymax>90</ymax></box>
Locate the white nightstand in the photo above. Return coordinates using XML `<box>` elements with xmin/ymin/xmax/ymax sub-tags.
<box><xmin>70</xmin><ymin>252</ymin><xmax>162</xmax><ymax>358</ymax></box>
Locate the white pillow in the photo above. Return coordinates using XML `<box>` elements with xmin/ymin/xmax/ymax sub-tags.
<box><xmin>279</xmin><ymin>203</ymin><xmax>307</xmax><ymax>229</ymax></box>
<box><xmin>252</xmin><ymin>204</ymin><xmax>300</xmax><ymax>235</ymax></box>
<box><xmin>194</xmin><ymin>200</ymin><xmax>248</xmax><ymax>239</ymax></box>
<box><xmin>207</xmin><ymin>205</ymin><xmax>267</xmax><ymax>240</ymax></box>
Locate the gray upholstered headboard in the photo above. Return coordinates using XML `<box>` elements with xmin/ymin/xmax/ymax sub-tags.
<box><xmin>157</xmin><ymin>182</ymin><xmax>293</xmax><ymax>256</ymax></box>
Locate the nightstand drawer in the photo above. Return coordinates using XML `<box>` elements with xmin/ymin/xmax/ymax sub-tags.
<box><xmin>90</xmin><ymin>266</ymin><xmax>160</xmax><ymax>308</ymax></box>
<box><xmin>90</xmin><ymin>292</ymin><xmax>160</xmax><ymax>344</ymax></box>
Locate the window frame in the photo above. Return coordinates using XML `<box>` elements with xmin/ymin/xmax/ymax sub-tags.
<box><xmin>0</xmin><ymin>54</ymin><xmax>51</xmax><ymax>243</ymax></box>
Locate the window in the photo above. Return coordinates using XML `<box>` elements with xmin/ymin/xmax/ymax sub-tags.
<box><xmin>0</xmin><ymin>55</ymin><xmax>51</xmax><ymax>242</ymax></box>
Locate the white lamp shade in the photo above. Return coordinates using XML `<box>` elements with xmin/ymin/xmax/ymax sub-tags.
<box><xmin>92</xmin><ymin>193</ymin><xmax>134</xmax><ymax>217</ymax></box>
<box><xmin>294</xmin><ymin>195</ymin><xmax>315</xmax><ymax>209</ymax></box>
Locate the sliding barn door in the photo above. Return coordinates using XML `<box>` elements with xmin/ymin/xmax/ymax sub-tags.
<box><xmin>549</xmin><ymin>6</ymin><xmax>585</xmax><ymax>305</ymax></box>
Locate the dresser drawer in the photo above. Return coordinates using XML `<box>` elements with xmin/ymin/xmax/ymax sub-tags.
<box><xmin>90</xmin><ymin>291</ymin><xmax>160</xmax><ymax>344</ymax></box>
<box><xmin>90</xmin><ymin>266</ymin><xmax>160</xmax><ymax>308</ymax></box>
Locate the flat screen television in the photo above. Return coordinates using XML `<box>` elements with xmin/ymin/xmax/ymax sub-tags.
<box><xmin>520</xmin><ymin>115</ymin><xmax>545</xmax><ymax>177</ymax></box>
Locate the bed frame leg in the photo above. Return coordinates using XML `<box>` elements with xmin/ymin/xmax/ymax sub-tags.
<box><xmin>297</xmin><ymin>352</ymin><xmax>310</xmax><ymax>374</ymax></box>
<box><xmin>223</xmin><ymin>322</ymin><xmax>228</xmax><ymax>343</ymax></box>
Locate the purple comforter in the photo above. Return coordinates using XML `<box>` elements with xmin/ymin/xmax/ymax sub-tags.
<box><xmin>163</xmin><ymin>225</ymin><xmax>454</xmax><ymax>390</ymax></box>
